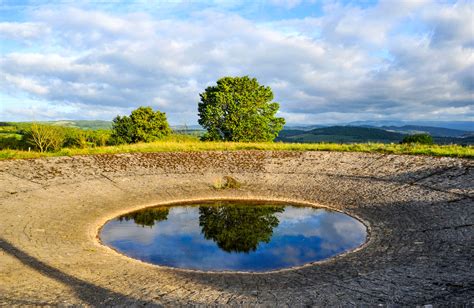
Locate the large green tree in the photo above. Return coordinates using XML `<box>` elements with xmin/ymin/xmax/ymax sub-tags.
<box><xmin>111</xmin><ymin>106</ymin><xmax>171</xmax><ymax>144</ymax></box>
<box><xmin>198</xmin><ymin>76</ymin><xmax>285</xmax><ymax>141</ymax></box>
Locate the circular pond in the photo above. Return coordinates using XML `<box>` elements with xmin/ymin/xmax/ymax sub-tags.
<box><xmin>100</xmin><ymin>200</ymin><xmax>367</xmax><ymax>272</ymax></box>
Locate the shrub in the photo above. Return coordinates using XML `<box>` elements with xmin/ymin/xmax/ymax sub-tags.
<box><xmin>63</xmin><ymin>128</ymin><xmax>89</xmax><ymax>148</ymax></box>
<box><xmin>88</xmin><ymin>129</ymin><xmax>112</xmax><ymax>146</ymax></box>
<box><xmin>401</xmin><ymin>133</ymin><xmax>434</xmax><ymax>145</ymax></box>
<box><xmin>111</xmin><ymin>106</ymin><xmax>171</xmax><ymax>144</ymax></box>
<box><xmin>0</xmin><ymin>135</ymin><xmax>28</xmax><ymax>150</ymax></box>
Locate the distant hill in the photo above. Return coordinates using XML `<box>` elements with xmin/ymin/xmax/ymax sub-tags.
<box><xmin>277</xmin><ymin>126</ymin><xmax>405</xmax><ymax>143</ymax></box>
<box><xmin>170</xmin><ymin>124</ymin><xmax>204</xmax><ymax>132</ymax></box>
<box><xmin>277</xmin><ymin>125</ymin><xmax>474</xmax><ymax>145</ymax></box>
<box><xmin>379</xmin><ymin>125</ymin><xmax>472</xmax><ymax>137</ymax></box>
<box><xmin>48</xmin><ymin>120</ymin><xmax>112</xmax><ymax>130</ymax></box>
<box><xmin>283</xmin><ymin>124</ymin><xmax>327</xmax><ymax>131</ymax></box>
<box><xmin>7</xmin><ymin>120</ymin><xmax>113</xmax><ymax>130</ymax></box>
<box><xmin>347</xmin><ymin>120</ymin><xmax>474</xmax><ymax>132</ymax></box>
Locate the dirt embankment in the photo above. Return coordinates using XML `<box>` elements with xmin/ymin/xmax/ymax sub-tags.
<box><xmin>0</xmin><ymin>151</ymin><xmax>472</xmax><ymax>306</ymax></box>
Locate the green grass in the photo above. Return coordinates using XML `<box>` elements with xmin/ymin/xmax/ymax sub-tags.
<box><xmin>0</xmin><ymin>133</ymin><xmax>22</xmax><ymax>139</ymax></box>
<box><xmin>0</xmin><ymin>135</ymin><xmax>472</xmax><ymax>160</ymax></box>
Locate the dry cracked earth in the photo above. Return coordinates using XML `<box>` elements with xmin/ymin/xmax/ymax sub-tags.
<box><xmin>0</xmin><ymin>151</ymin><xmax>473</xmax><ymax>306</ymax></box>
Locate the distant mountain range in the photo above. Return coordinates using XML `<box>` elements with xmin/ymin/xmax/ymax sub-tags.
<box><xmin>379</xmin><ymin>125</ymin><xmax>472</xmax><ymax>138</ymax></box>
<box><xmin>286</xmin><ymin>120</ymin><xmax>473</xmax><ymax>132</ymax></box>
<box><xmin>286</xmin><ymin>121</ymin><xmax>474</xmax><ymax>132</ymax></box>
<box><xmin>345</xmin><ymin>120</ymin><xmax>473</xmax><ymax>132</ymax></box>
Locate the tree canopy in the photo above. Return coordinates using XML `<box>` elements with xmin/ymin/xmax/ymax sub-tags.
<box><xmin>198</xmin><ymin>76</ymin><xmax>285</xmax><ymax>142</ymax></box>
<box><xmin>25</xmin><ymin>123</ymin><xmax>65</xmax><ymax>152</ymax></box>
<box><xmin>111</xmin><ymin>106</ymin><xmax>171</xmax><ymax>144</ymax></box>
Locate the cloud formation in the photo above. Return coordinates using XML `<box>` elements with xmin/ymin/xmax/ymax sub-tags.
<box><xmin>0</xmin><ymin>0</ymin><xmax>472</xmax><ymax>124</ymax></box>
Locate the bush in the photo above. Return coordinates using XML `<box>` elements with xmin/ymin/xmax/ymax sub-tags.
<box><xmin>88</xmin><ymin>129</ymin><xmax>112</xmax><ymax>146</ymax></box>
<box><xmin>111</xmin><ymin>106</ymin><xmax>171</xmax><ymax>144</ymax></box>
<box><xmin>402</xmin><ymin>133</ymin><xmax>434</xmax><ymax>145</ymax></box>
<box><xmin>63</xmin><ymin>128</ymin><xmax>113</xmax><ymax>148</ymax></box>
<box><xmin>63</xmin><ymin>128</ymin><xmax>89</xmax><ymax>148</ymax></box>
<box><xmin>110</xmin><ymin>115</ymin><xmax>134</xmax><ymax>144</ymax></box>
<box><xmin>0</xmin><ymin>135</ymin><xmax>28</xmax><ymax>150</ymax></box>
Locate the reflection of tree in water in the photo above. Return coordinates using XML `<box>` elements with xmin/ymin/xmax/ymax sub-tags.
<box><xmin>199</xmin><ymin>203</ymin><xmax>284</xmax><ymax>253</ymax></box>
<box><xmin>119</xmin><ymin>207</ymin><xmax>169</xmax><ymax>227</ymax></box>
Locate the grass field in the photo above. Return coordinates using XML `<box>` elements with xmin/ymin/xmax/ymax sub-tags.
<box><xmin>0</xmin><ymin>135</ymin><xmax>472</xmax><ymax>160</ymax></box>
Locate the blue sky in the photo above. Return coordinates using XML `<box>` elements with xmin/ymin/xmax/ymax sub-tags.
<box><xmin>0</xmin><ymin>0</ymin><xmax>472</xmax><ymax>124</ymax></box>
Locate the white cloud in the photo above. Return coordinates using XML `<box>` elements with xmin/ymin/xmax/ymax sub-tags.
<box><xmin>0</xmin><ymin>1</ymin><xmax>472</xmax><ymax>123</ymax></box>
<box><xmin>0</xmin><ymin>22</ymin><xmax>50</xmax><ymax>40</ymax></box>
<box><xmin>2</xmin><ymin>74</ymin><xmax>49</xmax><ymax>95</ymax></box>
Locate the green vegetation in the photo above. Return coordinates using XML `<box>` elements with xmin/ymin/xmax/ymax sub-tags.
<box><xmin>278</xmin><ymin>126</ymin><xmax>408</xmax><ymax>143</ymax></box>
<box><xmin>277</xmin><ymin>126</ymin><xmax>473</xmax><ymax>145</ymax></box>
<box><xmin>1</xmin><ymin>100</ymin><xmax>472</xmax><ymax>159</ymax></box>
<box><xmin>199</xmin><ymin>203</ymin><xmax>284</xmax><ymax>253</ymax></box>
<box><xmin>0</xmin><ymin>125</ymin><xmax>24</xmax><ymax>150</ymax></box>
<box><xmin>401</xmin><ymin>133</ymin><xmax>434</xmax><ymax>145</ymax></box>
<box><xmin>0</xmin><ymin>122</ymin><xmax>114</xmax><ymax>152</ymax></box>
<box><xmin>111</xmin><ymin>106</ymin><xmax>171</xmax><ymax>144</ymax></box>
<box><xmin>198</xmin><ymin>76</ymin><xmax>285</xmax><ymax>142</ymax></box>
<box><xmin>25</xmin><ymin>123</ymin><xmax>65</xmax><ymax>152</ymax></box>
<box><xmin>0</xmin><ymin>137</ymin><xmax>472</xmax><ymax>160</ymax></box>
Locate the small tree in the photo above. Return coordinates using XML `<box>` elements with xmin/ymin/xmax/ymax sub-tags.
<box><xmin>401</xmin><ymin>133</ymin><xmax>434</xmax><ymax>145</ymax></box>
<box><xmin>111</xmin><ymin>106</ymin><xmax>171</xmax><ymax>144</ymax></box>
<box><xmin>26</xmin><ymin>123</ymin><xmax>65</xmax><ymax>152</ymax></box>
<box><xmin>130</xmin><ymin>106</ymin><xmax>171</xmax><ymax>142</ymax></box>
<box><xmin>111</xmin><ymin>115</ymin><xmax>135</xmax><ymax>144</ymax></box>
<box><xmin>198</xmin><ymin>76</ymin><xmax>285</xmax><ymax>142</ymax></box>
<box><xmin>63</xmin><ymin>128</ymin><xmax>89</xmax><ymax>149</ymax></box>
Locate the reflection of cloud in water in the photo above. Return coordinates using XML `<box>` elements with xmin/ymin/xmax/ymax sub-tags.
<box><xmin>275</xmin><ymin>206</ymin><xmax>366</xmax><ymax>246</ymax></box>
<box><xmin>277</xmin><ymin>245</ymin><xmax>311</xmax><ymax>265</ymax></box>
<box><xmin>102</xmin><ymin>206</ymin><xmax>203</xmax><ymax>245</ymax></box>
<box><xmin>276</xmin><ymin>206</ymin><xmax>325</xmax><ymax>223</ymax></box>
<box><xmin>101</xmin><ymin>223</ymin><xmax>158</xmax><ymax>245</ymax></box>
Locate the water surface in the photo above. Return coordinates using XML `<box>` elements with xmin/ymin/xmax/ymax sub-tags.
<box><xmin>100</xmin><ymin>201</ymin><xmax>366</xmax><ymax>272</ymax></box>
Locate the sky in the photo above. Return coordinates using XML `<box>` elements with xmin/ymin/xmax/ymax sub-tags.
<box><xmin>0</xmin><ymin>0</ymin><xmax>473</xmax><ymax>125</ymax></box>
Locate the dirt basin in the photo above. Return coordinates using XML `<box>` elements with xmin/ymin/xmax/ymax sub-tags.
<box><xmin>0</xmin><ymin>151</ymin><xmax>472</xmax><ymax>306</ymax></box>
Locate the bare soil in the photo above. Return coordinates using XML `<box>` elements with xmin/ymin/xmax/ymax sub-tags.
<box><xmin>0</xmin><ymin>151</ymin><xmax>472</xmax><ymax>306</ymax></box>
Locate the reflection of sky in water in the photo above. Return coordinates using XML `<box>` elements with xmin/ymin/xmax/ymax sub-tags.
<box><xmin>101</xmin><ymin>204</ymin><xmax>367</xmax><ymax>272</ymax></box>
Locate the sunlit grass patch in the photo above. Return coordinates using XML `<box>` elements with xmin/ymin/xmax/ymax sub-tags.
<box><xmin>0</xmin><ymin>139</ymin><xmax>472</xmax><ymax>160</ymax></box>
